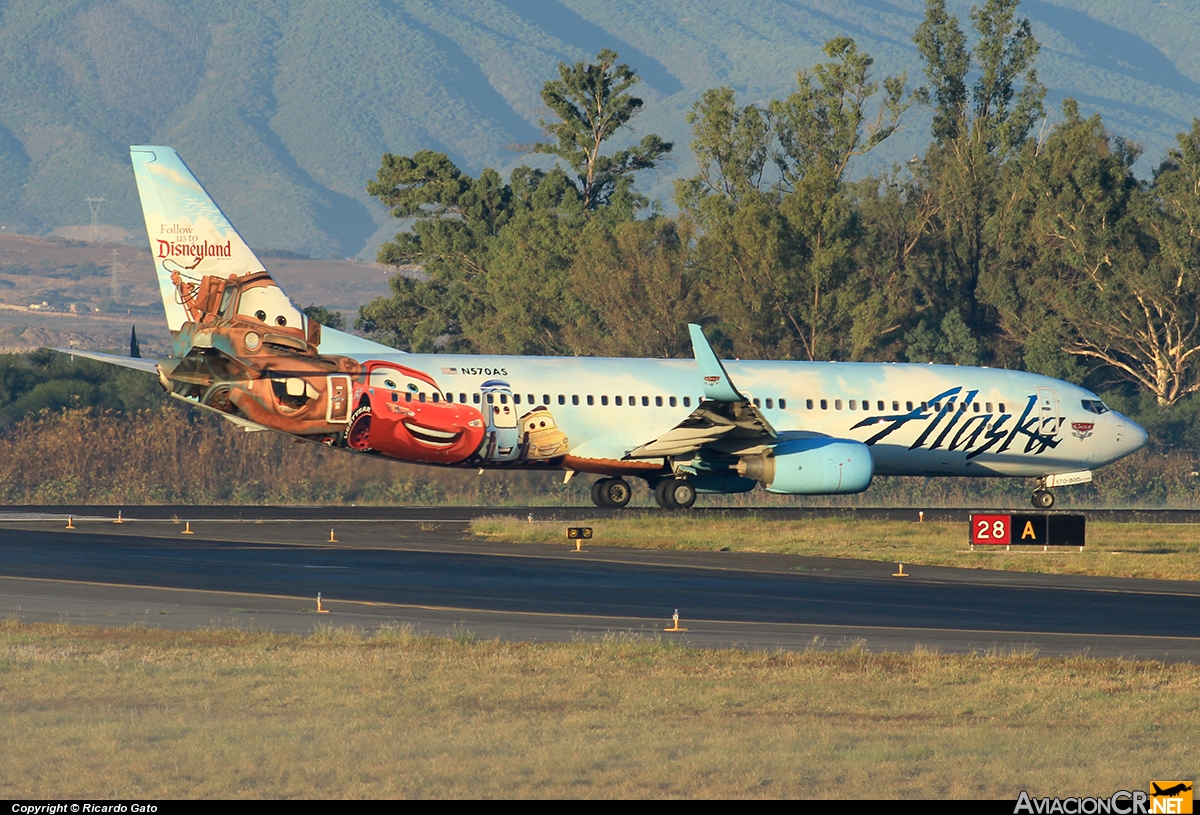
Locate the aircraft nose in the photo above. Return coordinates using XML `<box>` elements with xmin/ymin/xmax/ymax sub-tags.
<box><xmin>1116</xmin><ymin>414</ymin><xmax>1149</xmax><ymax>455</ymax></box>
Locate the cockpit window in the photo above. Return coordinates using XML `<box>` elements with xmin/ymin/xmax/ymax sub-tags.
<box><xmin>236</xmin><ymin>284</ymin><xmax>303</xmax><ymax>329</ymax></box>
<box><xmin>369</xmin><ymin>367</ymin><xmax>441</xmax><ymax>398</ymax></box>
<box><xmin>1081</xmin><ymin>399</ymin><xmax>1110</xmax><ymax>415</ymax></box>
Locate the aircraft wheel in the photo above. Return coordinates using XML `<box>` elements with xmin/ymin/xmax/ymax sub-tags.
<box><xmin>602</xmin><ymin>478</ymin><xmax>632</xmax><ymax>508</ymax></box>
<box><xmin>655</xmin><ymin>478</ymin><xmax>695</xmax><ymax>510</ymax></box>
<box><xmin>1032</xmin><ymin>489</ymin><xmax>1055</xmax><ymax>509</ymax></box>
<box><xmin>590</xmin><ymin>479</ymin><xmax>611</xmax><ymax>508</ymax></box>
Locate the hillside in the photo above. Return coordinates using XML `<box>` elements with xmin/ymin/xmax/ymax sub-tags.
<box><xmin>1</xmin><ymin>0</ymin><xmax>1198</xmax><ymax>258</ymax></box>
<box><xmin>0</xmin><ymin>233</ymin><xmax>395</xmax><ymax>353</ymax></box>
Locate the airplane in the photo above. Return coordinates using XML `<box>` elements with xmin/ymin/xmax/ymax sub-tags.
<box><xmin>1151</xmin><ymin>783</ymin><xmax>1193</xmax><ymax>797</ymax></box>
<box><xmin>63</xmin><ymin>145</ymin><xmax>1149</xmax><ymax>510</ymax></box>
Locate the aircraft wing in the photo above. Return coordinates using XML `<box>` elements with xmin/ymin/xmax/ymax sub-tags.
<box><xmin>625</xmin><ymin>325</ymin><xmax>777</xmax><ymax>459</ymax></box>
<box><xmin>55</xmin><ymin>348</ymin><xmax>160</xmax><ymax>374</ymax></box>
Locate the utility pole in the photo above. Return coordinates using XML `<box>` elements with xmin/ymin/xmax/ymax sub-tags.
<box><xmin>84</xmin><ymin>196</ymin><xmax>106</xmax><ymax>242</ymax></box>
<box><xmin>109</xmin><ymin>248</ymin><xmax>120</xmax><ymax>300</ymax></box>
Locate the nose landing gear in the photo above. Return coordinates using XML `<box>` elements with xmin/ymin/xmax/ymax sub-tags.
<box><xmin>1032</xmin><ymin>488</ymin><xmax>1055</xmax><ymax>509</ymax></box>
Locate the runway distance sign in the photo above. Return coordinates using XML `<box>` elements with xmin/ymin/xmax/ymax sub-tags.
<box><xmin>970</xmin><ymin>514</ymin><xmax>1086</xmax><ymax>547</ymax></box>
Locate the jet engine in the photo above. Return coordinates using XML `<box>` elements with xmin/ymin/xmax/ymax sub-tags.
<box><xmin>737</xmin><ymin>437</ymin><xmax>873</xmax><ymax>495</ymax></box>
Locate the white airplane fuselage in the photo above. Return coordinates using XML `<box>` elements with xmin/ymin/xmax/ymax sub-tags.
<box><xmin>347</xmin><ymin>351</ymin><xmax>1146</xmax><ymax>479</ymax></box>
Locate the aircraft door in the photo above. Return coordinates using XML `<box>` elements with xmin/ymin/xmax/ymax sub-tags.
<box><xmin>326</xmin><ymin>375</ymin><xmax>352</xmax><ymax>423</ymax></box>
<box><xmin>481</xmin><ymin>379</ymin><xmax>520</xmax><ymax>462</ymax></box>
<box><xmin>1036</xmin><ymin>387</ymin><xmax>1060</xmax><ymax>437</ymax></box>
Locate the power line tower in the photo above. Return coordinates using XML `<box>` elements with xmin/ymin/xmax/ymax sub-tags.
<box><xmin>84</xmin><ymin>196</ymin><xmax>106</xmax><ymax>242</ymax></box>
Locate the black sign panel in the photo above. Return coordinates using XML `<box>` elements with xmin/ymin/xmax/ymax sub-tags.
<box><xmin>1007</xmin><ymin>514</ymin><xmax>1085</xmax><ymax>547</ymax></box>
<box><xmin>1047</xmin><ymin>514</ymin><xmax>1086</xmax><ymax>547</ymax></box>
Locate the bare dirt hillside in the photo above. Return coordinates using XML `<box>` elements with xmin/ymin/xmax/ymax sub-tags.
<box><xmin>0</xmin><ymin>234</ymin><xmax>396</xmax><ymax>355</ymax></box>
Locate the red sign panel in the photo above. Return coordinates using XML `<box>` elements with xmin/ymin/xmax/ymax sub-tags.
<box><xmin>971</xmin><ymin>514</ymin><xmax>1011</xmax><ymax>545</ymax></box>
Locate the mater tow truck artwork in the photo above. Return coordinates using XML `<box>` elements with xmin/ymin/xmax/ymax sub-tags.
<box><xmin>159</xmin><ymin>263</ymin><xmax>565</xmax><ymax>467</ymax></box>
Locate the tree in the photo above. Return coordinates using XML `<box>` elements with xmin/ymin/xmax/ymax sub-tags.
<box><xmin>907</xmin><ymin>0</ymin><xmax>1046</xmax><ymax>361</ymax></box>
<box><xmin>534</xmin><ymin>48</ymin><xmax>673</xmax><ymax>210</ymax></box>
<box><xmin>770</xmin><ymin>36</ymin><xmax>914</xmax><ymax>190</ymax></box>
<box><xmin>677</xmin><ymin>87</ymin><xmax>772</xmax><ymax>208</ymax></box>
<box><xmin>679</xmin><ymin>38</ymin><xmax>915</xmax><ymax>361</ymax></box>
<box><xmin>1052</xmin><ymin>120</ymin><xmax>1200</xmax><ymax>405</ymax></box>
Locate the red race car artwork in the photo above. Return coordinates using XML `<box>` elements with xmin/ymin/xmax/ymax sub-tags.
<box><xmin>345</xmin><ymin>361</ymin><xmax>485</xmax><ymax>464</ymax></box>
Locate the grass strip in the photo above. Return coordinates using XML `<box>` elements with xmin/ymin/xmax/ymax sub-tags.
<box><xmin>472</xmin><ymin>515</ymin><xmax>1200</xmax><ymax>581</ymax></box>
<box><xmin>0</xmin><ymin>621</ymin><xmax>1195</xmax><ymax>798</ymax></box>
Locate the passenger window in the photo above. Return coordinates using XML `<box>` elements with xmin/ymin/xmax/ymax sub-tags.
<box><xmin>528</xmin><ymin>395</ymin><xmax>534</xmax><ymax>405</ymax></box>
<box><xmin>933</xmin><ymin>402</ymin><xmax>941</xmax><ymax>411</ymax></box>
<box><xmin>921</xmin><ymin>401</ymin><xmax>928</xmax><ymax>409</ymax></box>
<box><xmin>753</xmin><ymin>398</ymin><xmax>761</xmax><ymax>407</ymax></box>
<box><xmin>878</xmin><ymin>400</ymin><xmax>885</xmax><ymax>411</ymax></box>
<box><xmin>513</xmin><ymin>394</ymin><xmax>521</xmax><ymax>405</ymax></box>
<box><xmin>391</xmin><ymin>392</ymin><xmax>398</xmax><ymax>403</ymax></box>
<box><xmin>655</xmin><ymin>396</ymin><xmax>663</xmax><ymax>407</ymax></box>
<box><xmin>601</xmin><ymin>395</ymin><xmax>608</xmax><ymax>406</ymax></box>
<box><xmin>973</xmin><ymin>402</ymin><xmax>980</xmax><ymax>413</ymax></box>
<box><xmin>779</xmin><ymin>398</ymin><xmax>786</xmax><ymax>409</ymax></box>
<box><xmin>906</xmin><ymin>401</ymin><xmax>913</xmax><ymax>411</ymax></box>
<box><xmin>473</xmin><ymin>393</ymin><xmax>481</xmax><ymax>404</ymax></box>
<box><xmin>615</xmin><ymin>396</ymin><xmax>623</xmax><ymax>406</ymax></box>
<box><xmin>835</xmin><ymin>399</ymin><xmax>843</xmax><ymax>410</ymax></box>
<box><xmin>848</xmin><ymin>399</ymin><xmax>855</xmax><ymax>410</ymax></box>
<box><xmin>683</xmin><ymin>397</ymin><xmax>691</xmax><ymax>407</ymax></box>
<box><xmin>999</xmin><ymin>403</ymin><xmax>1006</xmax><ymax>412</ymax></box>
<box><xmin>642</xmin><ymin>396</ymin><xmax>649</xmax><ymax>407</ymax></box>
<box><xmin>419</xmin><ymin>393</ymin><xmax>426</xmax><ymax>403</ymax></box>
<box><xmin>960</xmin><ymin>402</ymin><xmax>967</xmax><ymax>412</ymax></box>
<box><xmin>669</xmin><ymin>396</ymin><xmax>677</xmax><ymax>407</ymax></box>
<box><xmin>558</xmin><ymin>395</ymin><xmax>565</xmax><ymax>405</ymax></box>
<box><xmin>587</xmin><ymin>395</ymin><xmax>594</xmax><ymax>406</ymax></box>
<box><xmin>405</xmin><ymin>393</ymin><xmax>412</xmax><ymax>403</ymax></box>
<box><xmin>807</xmin><ymin>399</ymin><xmax>814</xmax><ymax>410</ymax></box>
<box><xmin>766</xmin><ymin>398</ymin><xmax>773</xmax><ymax>409</ymax></box>
<box><xmin>542</xmin><ymin>395</ymin><xmax>550</xmax><ymax>405</ymax></box>
<box><xmin>500</xmin><ymin>394</ymin><xmax>508</xmax><ymax>404</ymax></box>
<box><xmin>431</xmin><ymin>393</ymin><xmax>439</xmax><ymax>403</ymax></box>
<box><xmin>820</xmin><ymin>399</ymin><xmax>828</xmax><ymax>410</ymax></box>
<box><xmin>572</xmin><ymin>395</ymin><xmax>579</xmax><ymax>406</ymax></box>
<box><xmin>892</xmin><ymin>401</ymin><xmax>899</xmax><ymax>411</ymax></box>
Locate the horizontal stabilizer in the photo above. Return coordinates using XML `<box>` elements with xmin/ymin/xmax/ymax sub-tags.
<box><xmin>55</xmin><ymin>348</ymin><xmax>159</xmax><ymax>374</ymax></box>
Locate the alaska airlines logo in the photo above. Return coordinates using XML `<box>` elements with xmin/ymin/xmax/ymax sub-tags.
<box><xmin>157</xmin><ymin>238</ymin><xmax>232</xmax><ymax>259</ymax></box>
<box><xmin>1072</xmin><ymin>422</ymin><xmax>1094</xmax><ymax>440</ymax></box>
<box><xmin>851</xmin><ymin>387</ymin><xmax>1063</xmax><ymax>459</ymax></box>
<box><xmin>703</xmin><ymin>376</ymin><xmax>722</xmax><ymax>385</ymax></box>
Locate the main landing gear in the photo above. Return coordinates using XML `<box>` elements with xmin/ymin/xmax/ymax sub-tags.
<box><xmin>654</xmin><ymin>477</ymin><xmax>696</xmax><ymax>510</ymax></box>
<box><xmin>1031</xmin><ymin>488</ymin><xmax>1055</xmax><ymax>509</ymax></box>
<box><xmin>591</xmin><ymin>477</ymin><xmax>632</xmax><ymax>508</ymax></box>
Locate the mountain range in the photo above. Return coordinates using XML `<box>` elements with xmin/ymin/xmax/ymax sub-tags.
<box><xmin>1</xmin><ymin>0</ymin><xmax>1198</xmax><ymax>258</ymax></box>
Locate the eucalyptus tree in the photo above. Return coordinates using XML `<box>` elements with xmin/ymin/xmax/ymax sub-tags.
<box><xmin>678</xmin><ymin>37</ymin><xmax>916</xmax><ymax>361</ymax></box>
<box><xmin>360</xmin><ymin>51</ymin><xmax>671</xmax><ymax>354</ymax></box>
<box><xmin>534</xmin><ymin>48</ymin><xmax>673</xmax><ymax>211</ymax></box>
<box><xmin>908</xmin><ymin>0</ymin><xmax>1045</xmax><ymax>362</ymax></box>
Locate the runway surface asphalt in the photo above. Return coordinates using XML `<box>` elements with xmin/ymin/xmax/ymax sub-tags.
<box><xmin>0</xmin><ymin>506</ymin><xmax>1196</xmax><ymax>661</ymax></box>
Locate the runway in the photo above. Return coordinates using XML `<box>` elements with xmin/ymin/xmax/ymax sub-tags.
<box><xmin>0</xmin><ymin>509</ymin><xmax>1197</xmax><ymax>660</ymax></box>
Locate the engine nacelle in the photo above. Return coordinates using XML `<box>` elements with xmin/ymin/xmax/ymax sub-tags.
<box><xmin>737</xmin><ymin>438</ymin><xmax>873</xmax><ymax>495</ymax></box>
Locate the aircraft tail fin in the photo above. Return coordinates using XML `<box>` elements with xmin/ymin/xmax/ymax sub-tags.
<box><xmin>129</xmin><ymin>146</ymin><xmax>276</xmax><ymax>332</ymax></box>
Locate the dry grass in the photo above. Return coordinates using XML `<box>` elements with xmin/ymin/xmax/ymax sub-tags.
<box><xmin>0</xmin><ymin>621</ymin><xmax>1195</xmax><ymax>798</ymax></box>
<box><xmin>473</xmin><ymin>515</ymin><xmax>1200</xmax><ymax>581</ymax></box>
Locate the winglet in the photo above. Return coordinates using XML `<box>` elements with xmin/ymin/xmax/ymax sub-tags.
<box><xmin>688</xmin><ymin>324</ymin><xmax>743</xmax><ymax>402</ymax></box>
